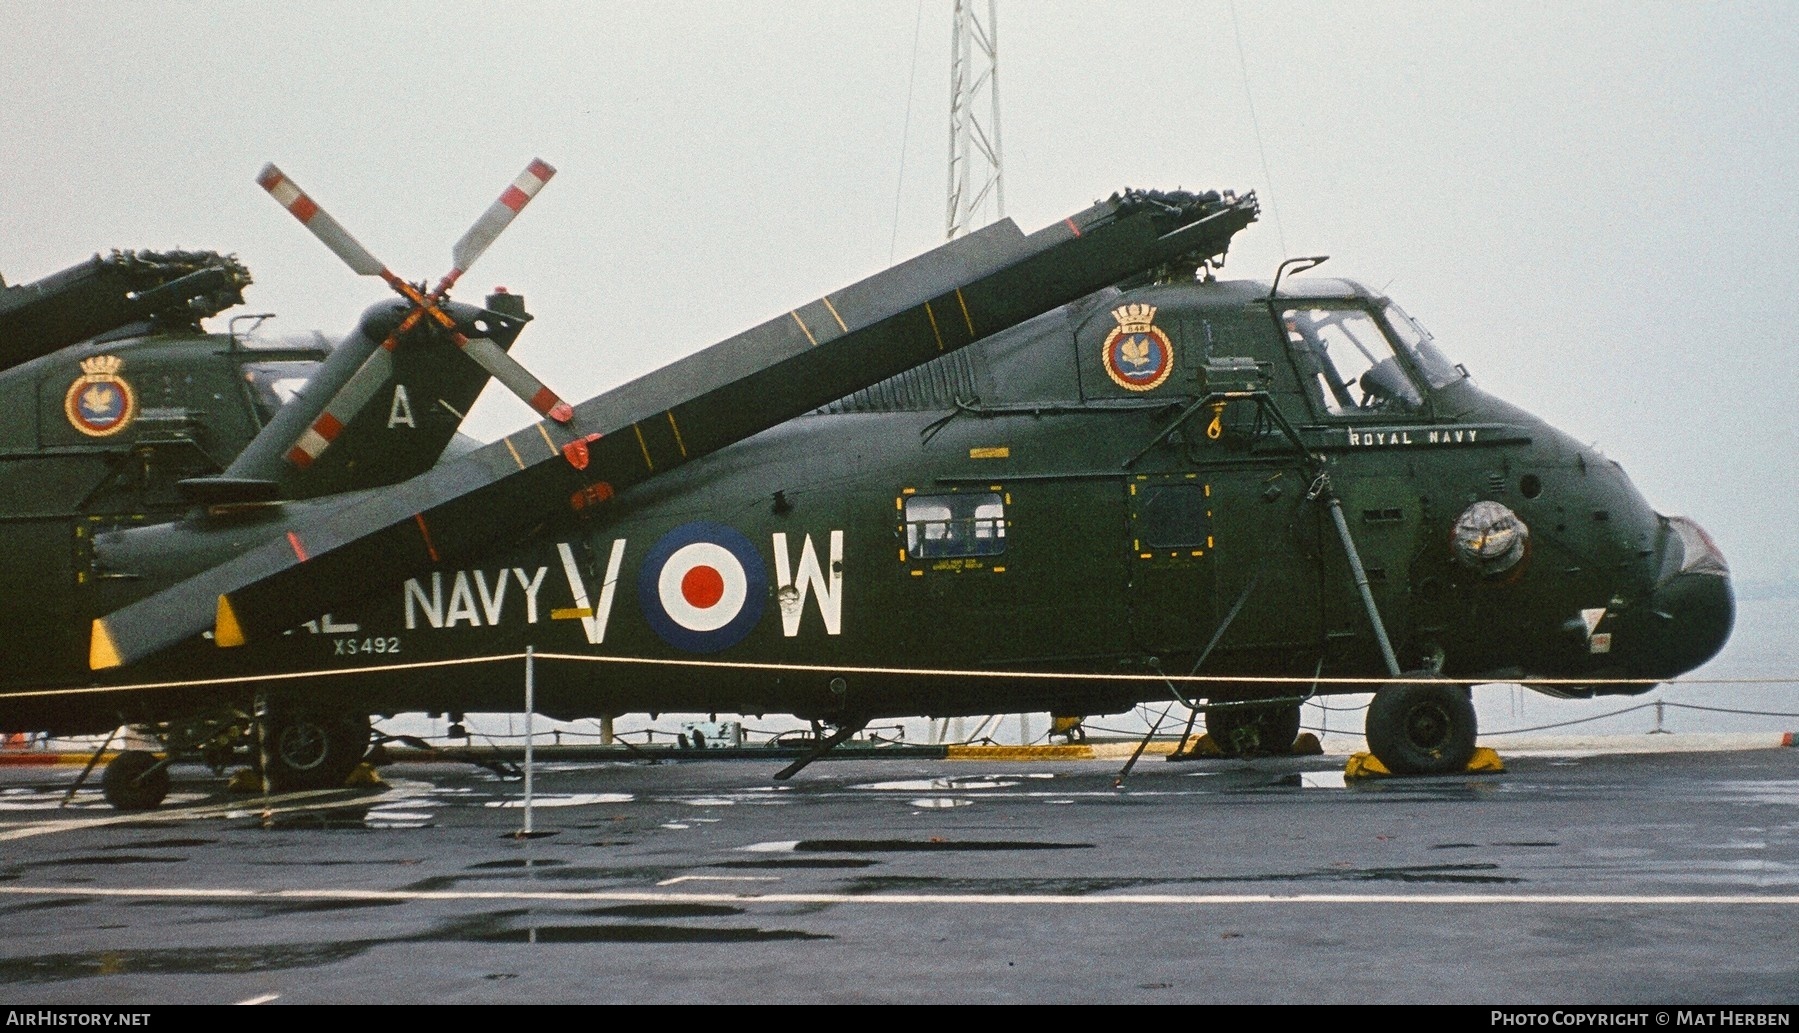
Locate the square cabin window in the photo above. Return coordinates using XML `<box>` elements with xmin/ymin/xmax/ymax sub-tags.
<box><xmin>905</xmin><ymin>492</ymin><xmax>1005</xmax><ymax>559</ymax></box>
<box><xmin>1138</xmin><ymin>483</ymin><xmax>1211</xmax><ymax>549</ymax></box>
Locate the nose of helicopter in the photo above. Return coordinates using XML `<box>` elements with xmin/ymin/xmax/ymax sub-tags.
<box><xmin>1625</xmin><ymin>516</ymin><xmax>1735</xmax><ymax>679</ymax></box>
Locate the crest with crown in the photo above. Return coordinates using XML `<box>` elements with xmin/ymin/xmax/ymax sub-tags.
<box><xmin>1110</xmin><ymin>303</ymin><xmax>1158</xmax><ymax>334</ymax></box>
<box><xmin>79</xmin><ymin>355</ymin><xmax>124</xmax><ymax>379</ymax></box>
<box><xmin>64</xmin><ymin>354</ymin><xmax>135</xmax><ymax>436</ymax></box>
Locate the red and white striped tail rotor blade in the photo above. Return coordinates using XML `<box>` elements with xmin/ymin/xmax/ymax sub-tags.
<box><xmin>438</xmin><ymin>158</ymin><xmax>556</xmax><ymax>296</ymax></box>
<box><xmin>283</xmin><ymin>343</ymin><xmax>401</xmax><ymax>470</ymax></box>
<box><xmin>460</xmin><ymin>336</ymin><xmax>573</xmax><ymax>423</ymax></box>
<box><xmin>257</xmin><ymin>164</ymin><xmax>388</xmax><ymax>278</ymax></box>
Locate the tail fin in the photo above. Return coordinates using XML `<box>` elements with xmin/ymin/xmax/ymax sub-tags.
<box><xmin>206</xmin><ymin>289</ymin><xmax>530</xmax><ymax>500</ymax></box>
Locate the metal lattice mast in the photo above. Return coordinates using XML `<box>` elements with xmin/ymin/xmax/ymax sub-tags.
<box><xmin>947</xmin><ymin>0</ymin><xmax>1004</xmax><ymax>240</ymax></box>
<box><xmin>940</xmin><ymin>4</ymin><xmax>1014</xmax><ymax>747</ymax></box>
<box><xmin>947</xmin><ymin>7</ymin><xmax>1012</xmax><ymax>742</ymax></box>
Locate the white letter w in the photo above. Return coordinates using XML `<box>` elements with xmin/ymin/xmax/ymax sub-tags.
<box><xmin>772</xmin><ymin>531</ymin><xmax>843</xmax><ymax>637</ymax></box>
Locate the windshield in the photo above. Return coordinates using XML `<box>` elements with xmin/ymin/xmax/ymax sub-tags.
<box><xmin>240</xmin><ymin>361</ymin><xmax>317</xmax><ymax>422</ymax></box>
<box><xmin>1381</xmin><ymin>302</ymin><xmax>1463</xmax><ymax>389</ymax></box>
<box><xmin>1283</xmin><ymin>307</ymin><xmax>1424</xmax><ymax>416</ymax></box>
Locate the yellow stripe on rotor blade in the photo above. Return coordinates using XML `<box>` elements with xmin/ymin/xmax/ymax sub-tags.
<box><xmin>633</xmin><ymin>423</ymin><xmax>654</xmax><ymax>471</ymax></box>
<box><xmin>789</xmin><ymin>310</ymin><xmax>818</xmax><ymax>346</ymax></box>
<box><xmin>215</xmin><ymin>595</ymin><xmax>247</xmax><ymax>649</ymax></box>
<box><xmin>88</xmin><ymin>620</ymin><xmax>122</xmax><ymax>671</ymax></box>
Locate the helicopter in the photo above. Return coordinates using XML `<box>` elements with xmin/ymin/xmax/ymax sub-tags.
<box><xmin>0</xmin><ymin>164</ymin><xmax>1734</xmax><ymax>810</ymax></box>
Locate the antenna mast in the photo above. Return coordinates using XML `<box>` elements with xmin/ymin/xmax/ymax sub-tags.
<box><xmin>946</xmin><ymin>0</ymin><xmax>1004</xmax><ymax>239</ymax></box>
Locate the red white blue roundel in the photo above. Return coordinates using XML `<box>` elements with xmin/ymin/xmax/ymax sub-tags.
<box><xmin>638</xmin><ymin>522</ymin><xmax>766</xmax><ymax>653</ymax></box>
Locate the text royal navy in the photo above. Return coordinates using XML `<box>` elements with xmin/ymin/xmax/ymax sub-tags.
<box><xmin>1347</xmin><ymin>427</ymin><xmax>1482</xmax><ymax>447</ymax></box>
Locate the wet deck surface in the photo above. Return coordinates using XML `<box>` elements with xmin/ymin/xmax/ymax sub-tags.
<box><xmin>0</xmin><ymin>744</ymin><xmax>1794</xmax><ymax>1004</ymax></box>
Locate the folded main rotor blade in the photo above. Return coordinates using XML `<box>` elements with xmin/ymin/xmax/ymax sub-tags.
<box><xmin>437</xmin><ymin>159</ymin><xmax>556</xmax><ymax>297</ymax></box>
<box><xmin>258</xmin><ymin>165</ymin><xmax>388</xmax><ymax>278</ymax></box>
<box><xmin>89</xmin><ymin>189</ymin><xmax>1258</xmax><ymax>670</ymax></box>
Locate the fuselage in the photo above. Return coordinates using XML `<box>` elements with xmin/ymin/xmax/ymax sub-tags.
<box><xmin>2</xmin><ymin>276</ymin><xmax>1734</xmax><ymax>734</ymax></box>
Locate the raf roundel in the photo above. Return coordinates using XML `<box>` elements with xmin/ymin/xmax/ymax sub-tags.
<box><xmin>637</xmin><ymin>522</ymin><xmax>767</xmax><ymax>653</ymax></box>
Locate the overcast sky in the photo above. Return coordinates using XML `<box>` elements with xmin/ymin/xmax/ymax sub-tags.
<box><xmin>2</xmin><ymin>1</ymin><xmax>1794</xmax><ymax>586</ymax></box>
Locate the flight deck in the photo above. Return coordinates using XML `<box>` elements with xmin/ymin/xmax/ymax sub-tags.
<box><xmin>0</xmin><ymin>738</ymin><xmax>1793</xmax><ymax>1005</ymax></box>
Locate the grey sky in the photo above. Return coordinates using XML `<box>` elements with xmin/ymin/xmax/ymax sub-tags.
<box><xmin>3</xmin><ymin>1</ymin><xmax>1794</xmax><ymax>584</ymax></box>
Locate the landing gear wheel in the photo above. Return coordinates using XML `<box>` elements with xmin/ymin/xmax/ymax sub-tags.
<box><xmin>262</xmin><ymin>711</ymin><xmax>370</xmax><ymax>792</ymax></box>
<box><xmin>1365</xmin><ymin>677</ymin><xmax>1476</xmax><ymax>775</ymax></box>
<box><xmin>1204</xmin><ymin>700</ymin><xmax>1302</xmax><ymax>757</ymax></box>
<box><xmin>101</xmin><ymin>750</ymin><xmax>170</xmax><ymax>811</ymax></box>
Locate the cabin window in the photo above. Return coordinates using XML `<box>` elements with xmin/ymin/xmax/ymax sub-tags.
<box><xmin>1283</xmin><ymin>307</ymin><xmax>1424</xmax><ymax>416</ymax></box>
<box><xmin>1138</xmin><ymin>483</ymin><xmax>1211</xmax><ymax>549</ymax></box>
<box><xmin>904</xmin><ymin>492</ymin><xmax>1006</xmax><ymax>558</ymax></box>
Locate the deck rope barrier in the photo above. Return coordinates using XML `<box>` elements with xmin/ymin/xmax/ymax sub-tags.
<box><xmin>0</xmin><ymin>651</ymin><xmax>1790</xmax><ymax>746</ymax></box>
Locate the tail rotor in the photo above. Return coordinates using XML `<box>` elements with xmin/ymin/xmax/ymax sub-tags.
<box><xmin>258</xmin><ymin>159</ymin><xmax>573</xmax><ymax>471</ymax></box>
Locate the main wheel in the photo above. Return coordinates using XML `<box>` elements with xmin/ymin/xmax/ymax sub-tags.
<box><xmin>1365</xmin><ymin>678</ymin><xmax>1476</xmax><ymax>775</ymax></box>
<box><xmin>1204</xmin><ymin>699</ymin><xmax>1302</xmax><ymax>757</ymax></box>
<box><xmin>101</xmin><ymin>749</ymin><xmax>170</xmax><ymax>811</ymax></box>
<box><xmin>262</xmin><ymin>710</ymin><xmax>370</xmax><ymax>792</ymax></box>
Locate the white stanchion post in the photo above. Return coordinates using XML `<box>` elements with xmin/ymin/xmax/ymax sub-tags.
<box><xmin>523</xmin><ymin>646</ymin><xmax>535</xmax><ymax>836</ymax></box>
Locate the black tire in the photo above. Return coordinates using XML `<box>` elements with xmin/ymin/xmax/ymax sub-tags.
<box><xmin>1365</xmin><ymin>678</ymin><xmax>1477</xmax><ymax>775</ymax></box>
<box><xmin>1204</xmin><ymin>699</ymin><xmax>1302</xmax><ymax>757</ymax></box>
<box><xmin>101</xmin><ymin>749</ymin><xmax>170</xmax><ymax>811</ymax></box>
<box><xmin>262</xmin><ymin>710</ymin><xmax>370</xmax><ymax>792</ymax></box>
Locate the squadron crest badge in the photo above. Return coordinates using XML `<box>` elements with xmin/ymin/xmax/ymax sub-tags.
<box><xmin>64</xmin><ymin>355</ymin><xmax>137</xmax><ymax>437</ymax></box>
<box><xmin>1101</xmin><ymin>303</ymin><xmax>1174</xmax><ymax>391</ymax></box>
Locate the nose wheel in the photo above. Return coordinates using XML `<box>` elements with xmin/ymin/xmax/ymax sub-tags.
<box><xmin>1365</xmin><ymin>677</ymin><xmax>1476</xmax><ymax>775</ymax></box>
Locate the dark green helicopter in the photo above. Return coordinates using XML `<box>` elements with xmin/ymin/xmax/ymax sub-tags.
<box><xmin>0</xmin><ymin>165</ymin><xmax>1734</xmax><ymax>810</ymax></box>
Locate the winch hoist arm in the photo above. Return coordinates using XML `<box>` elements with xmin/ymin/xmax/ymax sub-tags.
<box><xmin>89</xmin><ymin>189</ymin><xmax>1258</xmax><ymax>669</ymax></box>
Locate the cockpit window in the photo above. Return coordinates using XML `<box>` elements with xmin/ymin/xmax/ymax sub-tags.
<box><xmin>1381</xmin><ymin>302</ymin><xmax>1463</xmax><ymax>389</ymax></box>
<box><xmin>240</xmin><ymin>361</ymin><xmax>317</xmax><ymax>422</ymax></box>
<box><xmin>1283</xmin><ymin>307</ymin><xmax>1424</xmax><ymax>416</ymax></box>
